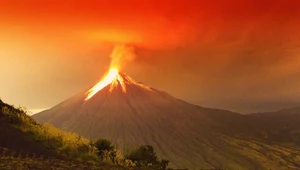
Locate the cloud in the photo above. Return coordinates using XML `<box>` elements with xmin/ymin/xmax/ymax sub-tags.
<box><xmin>2</xmin><ymin>0</ymin><xmax>299</xmax><ymax>50</ymax></box>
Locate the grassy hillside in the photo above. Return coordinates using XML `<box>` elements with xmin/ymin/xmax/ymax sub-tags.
<box><xmin>0</xmin><ymin>99</ymin><xmax>168</xmax><ymax>170</ymax></box>
<box><xmin>0</xmin><ymin>147</ymin><xmax>124</xmax><ymax>170</ymax></box>
<box><xmin>0</xmin><ymin>99</ymin><xmax>97</xmax><ymax>161</ymax></box>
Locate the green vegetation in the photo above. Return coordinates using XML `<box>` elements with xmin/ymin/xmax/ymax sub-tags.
<box><xmin>1</xmin><ymin>104</ymin><xmax>97</xmax><ymax>162</ymax></box>
<box><xmin>221</xmin><ymin>136</ymin><xmax>300</xmax><ymax>169</ymax></box>
<box><xmin>94</xmin><ymin>139</ymin><xmax>115</xmax><ymax>158</ymax></box>
<box><xmin>0</xmin><ymin>99</ymin><xmax>169</xmax><ymax>169</ymax></box>
<box><xmin>0</xmin><ymin>147</ymin><xmax>123</xmax><ymax>170</ymax></box>
<box><xmin>126</xmin><ymin>145</ymin><xmax>169</xmax><ymax>169</ymax></box>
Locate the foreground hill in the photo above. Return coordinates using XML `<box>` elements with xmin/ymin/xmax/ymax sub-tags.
<box><xmin>0</xmin><ymin>100</ymin><xmax>58</xmax><ymax>157</ymax></box>
<box><xmin>33</xmin><ymin>73</ymin><xmax>300</xmax><ymax>169</ymax></box>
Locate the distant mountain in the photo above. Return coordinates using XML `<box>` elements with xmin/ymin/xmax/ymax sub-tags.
<box><xmin>246</xmin><ymin>107</ymin><xmax>300</xmax><ymax>145</ymax></box>
<box><xmin>33</xmin><ymin>73</ymin><xmax>300</xmax><ymax>169</ymax></box>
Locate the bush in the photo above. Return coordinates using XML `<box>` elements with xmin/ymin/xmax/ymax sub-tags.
<box><xmin>126</xmin><ymin>145</ymin><xmax>169</xmax><ymax>169</ymax></box>
<box><xmin>93</xmin><ymin>139</ymin><xmax>114</xmax><ymax>159</ymax></box>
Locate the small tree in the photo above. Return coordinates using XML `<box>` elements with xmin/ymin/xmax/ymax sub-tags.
<box><xmin>126</xmin><ymin>145</ymin><xmax>169</xmax><ymax>169</ymax></box>
<box><xmin>94</xmin><ymin>139</ymin><xmax>114</xmax><ymax>159</ymax></box>
<box><xmin>127</xmin><ymin>145</ymin><xmax>157</xmax><ymax>166</ymax></box>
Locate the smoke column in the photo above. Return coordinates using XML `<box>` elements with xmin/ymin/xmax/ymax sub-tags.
<box><xmin>109</xmin><ymin>45</ymin><xmax>136</xmax><ymax>71</ymax></box>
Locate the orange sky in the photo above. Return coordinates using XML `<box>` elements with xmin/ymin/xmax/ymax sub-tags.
<box><xmin>1</xmin><ymin>0</ymin><xmax>300</xmax><ymax>113</ymax></box>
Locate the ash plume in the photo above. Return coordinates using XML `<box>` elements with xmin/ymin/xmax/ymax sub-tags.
<box><xmin>109</xmin><ymin>45</ymin><xmax>136</xmax><ymax>71</ymax></box>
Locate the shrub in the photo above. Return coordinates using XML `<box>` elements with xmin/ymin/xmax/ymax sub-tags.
<box><xmin>94</xmin><ymin>139</ymin><xmax>114</xmax><ymax>159</ymax></box>
<box><xmin>126</xmin><ymin>145</ymin><xmax>169</xmax><ymax>169</ymax></box>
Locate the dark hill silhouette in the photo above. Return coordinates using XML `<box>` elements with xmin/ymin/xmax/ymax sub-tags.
<box><xmin>0</xmin><ymin>100</ymin><xmax>57</xmax><ymax>157</ymax></box>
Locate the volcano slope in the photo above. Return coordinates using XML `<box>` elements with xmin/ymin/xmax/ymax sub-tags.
<box><xmin>33</xmin><ymin>73</ymin><xmax>300</xmax><ymax>169</ymax></box>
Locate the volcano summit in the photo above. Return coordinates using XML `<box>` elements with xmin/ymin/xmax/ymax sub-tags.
<box><xmin>33</xmin><ymin>71</ymin><xmax>300</xmax><ymax>169</ymax></box>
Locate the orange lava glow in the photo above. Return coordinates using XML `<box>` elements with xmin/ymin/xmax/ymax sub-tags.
<box><xmin>85</xmin><ymin>68</ymin><xmax>126</xmax><ymax>100</ymax></box>
<box><xmin>85</xmin><ymin>44</ymin><xmax>135</xmax><ymax>101</ymax></box>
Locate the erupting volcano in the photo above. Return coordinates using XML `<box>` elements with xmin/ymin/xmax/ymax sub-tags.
<box><xmin>34</xmin><ymin>45</ymin><xmax>293</xmax><ymax>170</ymax></box>
<box><xmin>33</xmin><ymin>45</ymin><xmax>224</xmax><ymax>169</ymax></box>
<box><xmin>32</xmin><ymin>44</ymin><xmax>216</xmax><ymax>169</ymax></box>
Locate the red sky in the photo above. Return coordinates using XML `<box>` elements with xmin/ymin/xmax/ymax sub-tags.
<box><xmin>1</xmin><ymin>0</ymin><xmax>300</xmax><ymax>113</ymax></box>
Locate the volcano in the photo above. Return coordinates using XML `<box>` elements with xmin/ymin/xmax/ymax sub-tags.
<box><xmin>33</xmin><ymin>71</ymin><xmax>300</xmax><ymax>169</ymax></box>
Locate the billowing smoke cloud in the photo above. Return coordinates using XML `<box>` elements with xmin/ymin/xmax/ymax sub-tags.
<box><xmin>1</xmin><ymin>0</ymin><xmax>299</xmax><ymax>50</ymax></box>
<box><xmin>1</xmin><ymin>0</ymin><xmax>300</xmax><ymax>113</ymax></box>
<box><xmin>109</xmin><ymin>45</ymin><xmax>136</xmax><ymax>71</ymax></box>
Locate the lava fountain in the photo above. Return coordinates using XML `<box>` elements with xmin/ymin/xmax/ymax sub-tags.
<box><xmin>85</xmin><ymin>45</ymin><xmax>135</xmax><ymax>101</ymax></box>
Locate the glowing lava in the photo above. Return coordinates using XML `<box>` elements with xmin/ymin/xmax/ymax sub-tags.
<box><xmin>85</xmin><ymin>68</ymin><xmax>126</xmax><ymax>101</ymax></box>
<box><xmin>85</xmin><ymin>45</ymin><xmax>138</xmax><ymax>101</ymax></box>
